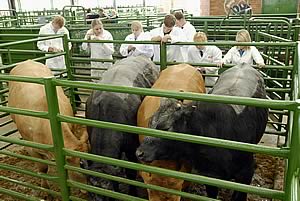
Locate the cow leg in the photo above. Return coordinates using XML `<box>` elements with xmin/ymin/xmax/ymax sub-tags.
<box><xmin>231</xmin><ymin>157</ymin><xmax>254</xmax><ymax>201</ymax></box>
<box><xmin>125</xmin><ymin>151</ymin><xmax>138</xmax><ymax>196</ymax></box>
<box><xmin>205</xmin><ymin>185</ymin><xmax>218</xmax><ymax>198</ymax></box>
<box><xmin>26</xmin><ymin>148</ymin><xmax>53</xmax><ymax>200</ymax></box>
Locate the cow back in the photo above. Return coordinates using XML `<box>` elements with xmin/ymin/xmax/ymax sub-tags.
<box><xmin>86</xmin><ymin>56</ymin><xmax>159</xmax><ymax>156</ymax></box>
<box><xmin>138</xmin><ymin>64</ymin><xmax>205</xmax><ymax>139</ymax></box>
<box><xmin>212</xmin><ymin>63</ymin><xmax>266</xmax><ymax>114</ymax></box>
<box><xmin>8</xmin><ymin>60</ymin><xmax>77</xmax><ymax>146</ymax></box>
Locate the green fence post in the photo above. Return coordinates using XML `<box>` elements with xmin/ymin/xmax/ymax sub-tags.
<box><xmin>160</xmin><ymin>42</ymin><xmax>167</xmax><ymax>70</ymax></box>
<box><xmin>44</xmin><ymin>77</ymin><xmax>70</xmax><ymax>201</ymax></box>
<box><xmin>286</xmin><ymin>107</ymin><xmax>300</xmax><ymax>201</ymax></box>
<box><xmin>63</xmin><ymin>34</ymin><xmax>76</xmax><ymax>112</ymax></box>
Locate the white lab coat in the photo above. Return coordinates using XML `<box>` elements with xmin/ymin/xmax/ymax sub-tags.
<box><xmin>222</xmin><ymin>46</ymin><xmax>265</xmax><ymax>66</ymax></box>
<box><xmin>119</xmin><ymin>32</ymin><xmax>153</xmax><ymax>58</ymax></box>
<box><xmin>37</xmin><ymin>22</ymin><xmax>71</xmax><ymax>70</ymax></box>
<box><xmin>82</xmin><ymin>29</ymin><xmax>114</xmax><ymax>80</ymax></box>
<box><xmin>149</xmin><ymin>26</ymin><xmax>185</xmax><ymax>63</ymax></box>
<box><xmin>176</xmin><ymin>21</ymin><xmax>196</xmax><ymax>62</ymax></box>
<box><xmin>188</xmin><ymin>45</ymin><xmax>222</xmax><ymax>87</ymax></box>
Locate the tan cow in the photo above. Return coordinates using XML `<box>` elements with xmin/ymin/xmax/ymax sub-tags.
<box><xmin>7</xmin><ymin>60</ymin><xmax>89</xmax><ymax>191</ymax></box>
<box><xmin>137</xmin><ymin>64</ymin><xmax>206</xmax><ymax>201</ymax></box>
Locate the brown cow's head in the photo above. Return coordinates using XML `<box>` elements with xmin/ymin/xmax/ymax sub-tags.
<box><xmin>140</xmin><ymin>160</ymin><xmax>191</xmax><ymax>201</ymax></box>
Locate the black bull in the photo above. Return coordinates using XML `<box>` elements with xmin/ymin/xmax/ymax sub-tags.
<box><xmin>84</xmin><ymin>56</ymin><xmax>159</xmax><ymax>201</ymax></box>
<box><xmin>136</xmin><ymin>63</ymin><xmax>268</xmax><ymax>201</ymax></box>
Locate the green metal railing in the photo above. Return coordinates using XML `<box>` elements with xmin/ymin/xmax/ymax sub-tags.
<box><xmin>0</xmin><ymin>71</ymin><xmax>299</xmax><ymax>200</ymax></box>
<box><xmin>0</xmin><ymin>31</ymin><xmax>299</xmax><ymax>200</ymax></box>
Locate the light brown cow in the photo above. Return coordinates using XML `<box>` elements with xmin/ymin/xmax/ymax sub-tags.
<box><xmin>137</xmin><ymin>64</ymin><xmax>206</xmax><ymax>201</ymax></box>
<box><xmin>7</xmin><ymin>60</ymin><xmax>89</xmax><ymax>191</ymax></box>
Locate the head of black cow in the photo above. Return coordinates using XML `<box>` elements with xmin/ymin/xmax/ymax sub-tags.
<box><xmin>136</xmin><ymin>98</ymin><xmax>195</xmax><ymax>163</ymax></box>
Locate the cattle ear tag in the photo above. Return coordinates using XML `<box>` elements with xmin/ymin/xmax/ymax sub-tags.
<box><xmin>176</xmin><ymin>103</ymin><xmax>182</xmax><ymax>110</ymax></box>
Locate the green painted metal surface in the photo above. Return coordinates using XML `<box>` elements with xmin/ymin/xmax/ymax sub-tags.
<box><xmin>263</xmin><ymin>0</ymin><xmax>298</xmax><ymax>14</ymax></box>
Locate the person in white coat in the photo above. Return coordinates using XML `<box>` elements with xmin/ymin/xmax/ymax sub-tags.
<box><xmin>174</xmin><ymin>11</ymin><xmax>196</xmax><ymax>62</ymax></box>
<box><xmin>82</xmin><ymin>19</ymin><xmax>114</xmax><ymax>81</ymax></box>
<box><xmin>37</xmin><ymin>15</ymin><xmax>72</xmax><ymax>71</ymax></box>
<box><xmin>150</xmin><ymin>14</ymin><xmax>186</xmax><ymax>67</ymax></box>
<box><xmin>119</xmin><ymin>21</ymin><xmax>153</xmax><ymax>58</ymax></box>
<box><xmin>188</xmin><ymin>32</ymin><xmax>222</xmax><ymax>89</ymax></box>
<box><xmin>220</xmin><ymin>29</ymin><xmax>265</xmax><ymax>68</ymax></box>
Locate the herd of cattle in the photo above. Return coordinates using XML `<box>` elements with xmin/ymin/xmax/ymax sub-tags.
<box><xmin>7</xmin><ymin>56</ymin><xmax>268</xmax><ymax>201</ymax></box>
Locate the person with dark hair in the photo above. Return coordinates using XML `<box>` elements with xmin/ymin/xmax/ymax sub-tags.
<box><xmin>99</xmin><ymin>8</ymin><xmax>108</xmax><ymax>19</ymax></box>
<box><xmin>85</xmin><ymin>8</ymin><xmax>100</xmax><ymax>24</ymax></box>
<box><xmin>149</xmin><ymin>14</ymin><xmax>186</xmax><ymax>66</ymax></box>
<box><xmin>174</xmin><ymin>11</ymin><xmax>196</xmax><ymax>62</ymax></box>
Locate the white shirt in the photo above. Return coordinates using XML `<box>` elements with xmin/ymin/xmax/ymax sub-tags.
<box><xmin>176</xmin><ymin>21</ymin><xmax>196</xmax><ymax>62</ymax></box>
<box><xmin>82</xmin><ymin>29</ymin><xmax>114</xmax><ymax>67</ymax></box>
<box><xmin>222</xmin><ymin>46</ymin><xmax>265</xmax><ymax>66</ymax></box>
<box><xmin>120</xmin><ymin>32</ymin><xmax>153</xmax><ymax>58</ymax></box>
<box><xmin>37</xmin><ymin>22</ymin><xmax>71</xmax><ymax>70</ymax></box>
<box><xmin>188</xmin><ymin>45</ymin><xmax>222</xmax><ymax>87</ymax></box>
<box><xmin>149</xmin><ymin>26</ymin><xmax>186</xmax><ymax>63</ymax></box>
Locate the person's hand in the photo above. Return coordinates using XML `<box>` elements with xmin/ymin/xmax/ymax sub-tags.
<box><xmin>161</xmin><ymin>34</ymin><xmax>171</xmax><ymax>43</ymax></box>
<box><xmin>128</xmin><ymin>45</ymin><xmax>136</xmax><ymax>51</ymax></box>
<box><xmin>151</xmin><ymin>36</ymin><xmax>162</xmax><ymax>42</ymax></box>
<box><xmin>257</xmin><ymin>63</ymin><xmax>265</xmax><ymax>68</ymax></box>
<box><xmin>48</xmin><ymin>47</ymin><xmax>60</xmax><ymax>52</ymax></box>
<box><xmin>86</xmin><ymin>34</ymin><xmax>93</xmax><ymax>40</ymax></box>
<box><xmin>217</xmin><ymin>62</ymin><xmax>223</xmax><ymax>68</ymax></box>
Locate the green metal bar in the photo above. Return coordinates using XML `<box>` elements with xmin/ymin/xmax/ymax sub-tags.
<box><xmin>0</xmin><ymin>35</ymin><xmax>64</xmax><ymax>48</ymax></box>
<box><xmin>65</xmin><ymin>150</ymin><xmax>285</xmax><ymax>200</ymax></box>
<box><xmin>0</xmin><ymin>105</ymin><xmax>48</xmax><ymax>119</ymax></box>
<box><xmin>0</xmin><ymin>150</ymin><xmax>56</xmax><ymax>166</ymax></box>
<box><xmin>290</xmin><ymin>169</ymin><xmax>300</xmax><ymax>201</ymax></box>
<box><xmin>0</xmin><ymin>176</ymin><xmax>61</xmax><ymax>197</ymax></box>
<box><xmin>0</xmin><ymin>52</ymin><xmax>65</xmax><ymax>71</ymax></box>
<box><xmin>60</xmin><ymin>115</ymin><xmax>289</xmax><ymax>158</ymax></box>
<box><xmin>43</xmin><ymin>77</ymin><xmax>70</xmax><ymax>201</ymax></box>
<box><xmin>159</xmin><ymin>42</ymin><xmax>167</xmax><ymax>70</ymax></box>
<box><xmin>53</xmin><ymin>79</ymin><xmax>296</xmax><ymax>110</ymax></box>
<box><xmin>257</xmin><ymin>31</ymin><xmax>292</xmax><ymax>42</ymax></box>
<box><xmin>68</xmin><ymin>180</ymin><xmax>147</xmax><ymax>201</ymax></box>
<box><xmin>0</xmin><ymin>135</ymin><xmax>53</xmax><ymax>151</ymax></box>
<box><xmin>69</xmin><ymin>38</ymin><xmax>297</xmax><ymax>47</ymax></box>
<box><xmin>70</xmin><ymin>57</ymin><xmax>114</xmax><ymax>63</ymax></box>
<box><xmin>0</xmin><ymin>74</ymin><xmax>44</xmax><ymax>84</ymax></box>
<box><xmin>7</xmin><ymin>47</ymin><xmax>12</xmax><ymax>64</ymax></box>
<box><xmin>66</xmin><ymin>165</ymin><xmax>218</xmax><ymax>201</ymax></box>
<box><xmin>63</xmin><ymin>34</ymin><xmax>76</xmax><ymax>112</ymax></box>
<box><xmin>286</xmin><ymin>42</ymin><xmax>300</xmax><ymax>200</ymax></box>
<box><xmin>0</xmin><ymin>187</ymin><xmax>40</xmax><ymax>201</ymax></box>
<box><xmin>0</xmin><ymin>163</ymin><xmax>57</xmax><ymax>181</ymax></box>
<box><xmin>0</xmin><ymin>49</ymin><xmax>47</xmax><ymax>54</ymax></box>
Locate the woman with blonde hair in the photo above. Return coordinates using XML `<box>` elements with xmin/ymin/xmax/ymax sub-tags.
<box><xmin>82</xmin><ymin>19</ymin><xmax>114</xmax><ymax>81</ymax></box>
<box><xmin>220</xmin><ymin>29</ymin><xmax>265</xmax><ymax>68</ymax></box>
<box><xmin>120</xmin><ymin>21</ymin><xmax>153</xmax><ymax>58</ymax></box>
<box><xmin>188</xmin><ymin>32</ymin><xmax>222</xmax><ymax>89</ymax></box>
